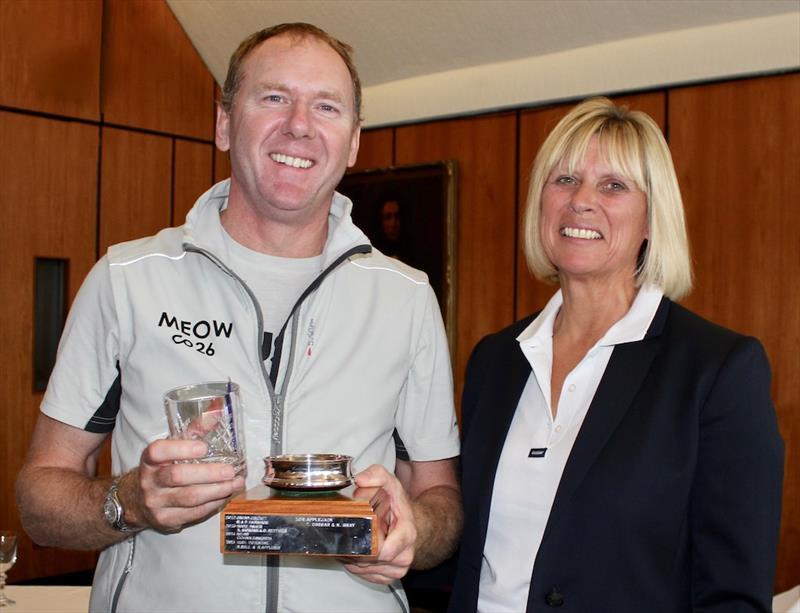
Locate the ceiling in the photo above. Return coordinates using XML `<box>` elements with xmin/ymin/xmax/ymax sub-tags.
<box><xmin>167</xmin><ymin>0</ymin><xmax>800</xmax><ymax>126</ymax></box>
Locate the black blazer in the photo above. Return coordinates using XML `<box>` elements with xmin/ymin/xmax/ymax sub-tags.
<box><xmin>449</xmin><ymin>297</ymin><xmax>783</xmax><ymax>613</ymax></box>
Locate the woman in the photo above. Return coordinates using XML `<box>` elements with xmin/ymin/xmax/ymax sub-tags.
<box><xmin>449</xmin><ymin>98</ymin><xmax>783</xmax><ymax>612</ymax></box>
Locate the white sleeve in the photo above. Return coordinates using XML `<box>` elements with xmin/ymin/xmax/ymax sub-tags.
<box><xmin>41</xmin><ymin>256</ymin><xmax>122</xmax><ymax>432</ymax></box>
<box><xmin>395</xmin><ymin>284</ymin><xmax>460</xmax><ymax>461</ymax></box>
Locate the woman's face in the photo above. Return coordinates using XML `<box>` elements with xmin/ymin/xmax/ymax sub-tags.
<box><xmin>540</xmin><ymin>137</ymin><xmax>648</xmax><ymax>288</ymax></box>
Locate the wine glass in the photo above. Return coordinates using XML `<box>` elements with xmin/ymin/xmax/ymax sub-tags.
<box><xmin>0</xmin><ymin>531</ymin><xmax>17</xmax><ymax>607</ymax></box>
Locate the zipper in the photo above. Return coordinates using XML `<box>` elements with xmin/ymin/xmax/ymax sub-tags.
<box><xmin>185</xmin><ymin>241</ymin><xmax>371</xmax><ymax>613</ymax></box>
<box><xmin>389</xmin><ymin>583</ymin><xmax>410</xmax><ymax>613</ymax></box>
<box><xmin>184</xmin><ymin>244</ymin><xmax>278</xmax><ymax>406</ymax></box>
<box><xmin>185</xmin><ymin>244</ymin><xmax>281</xmax><ymax>613</ymax></box>
<box><xmin>109</xmin><ymin>536</ymin><xmax>136</xmax><ymax>613</ymax></box>
<box><xmin>274</xmin><ymin>307</ymin><xmax>300</xmax><ymax>449</ymax></box>
<box><xmin>271</xmin><ymin>393</ymin><xmax>282</xmax><ymax>454</ymax></box>
<box><xmin>185</xmin><ymin>241</ymin><xmax>371</xmax><ymax>452</ymax></box>
<box><xmin>267</xmin><ymin>244</ymin><xmax>372</xmax><ymax>390</ymax></box>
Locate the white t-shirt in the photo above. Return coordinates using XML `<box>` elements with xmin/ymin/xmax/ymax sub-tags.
<box><xmin>477</xmin><ymin>285</ymin><xmax>664</xmax><ymax>612</ymax></box>
<box><xmin>223</xmin><ymin>229</ymin><xmax>323</xmax><ymax>370</ymax></box>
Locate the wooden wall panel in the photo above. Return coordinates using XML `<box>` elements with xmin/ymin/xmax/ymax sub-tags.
<box><xmin>102</xmin><ymin>0</ymin><xmax>215</xmax><ymax>140</ymax></box>
<box><xmin>100</xmin><ymin>128</ymin><xmax>172</xmax><ymax>253</ymax></box>
<box><xmin>395</xmin><ymin>113</ymin><xmax>518</xmax><ymax>413</ymax></box>
<box><xmin>669</xmin><ymin>73</ymin><xmax>800</xmax><ymax>592</ymax></box>
<box><xmin>214</xmin><ymin>148</ymin><xmax>232</xmax><ymax>184</ymax></box>
<box><xmin>0</xmin><ymin>112</ymin><xmax>99</xmax><ymax>581</ymax></box>
<box><xmin>0</xmin><ymin>0</ymin><xmax>219</xmax><ymax>585</ymax></box>
<box><xmin>352</xmin><ymin>128</ymin><xmax>394</xmax><ymax>171</ymax></box>
<box><xmin>0</xmin><ymin>0</ymin><xmax>102</xmax><ymax>120</ymax></box>
<box><xmin>515</xmin><ymin>92</ymin><xmax>666</xmax><ymax>319</ymax></box>
<box><xmin>173</xmin><ymin>140</ymin><xmax>214</xmax><ymax>225</ymax></box>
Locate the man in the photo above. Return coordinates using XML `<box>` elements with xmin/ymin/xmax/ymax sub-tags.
<box><xmin>381</xmin><ymin>199</ymin><xmax>402</xmax><ymax>244</ymax></box>
<box><xmin>375</xmin><ymin>198</ymin><xmax>405</xmax><ymax>261</ymax></box>
<box><xmin>16</xmin><ymin>23</ymin><xmax>461</xmax><ymax>612</ymax></box>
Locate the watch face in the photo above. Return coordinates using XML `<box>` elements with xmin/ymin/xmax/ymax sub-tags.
<box><xmin>103</xmin><ymin>497</ymin><xmax>119</xmax><ymax>525</ymax></box>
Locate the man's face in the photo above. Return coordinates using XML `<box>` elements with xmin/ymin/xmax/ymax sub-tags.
<box><xmin>216</xmin><ymin>35</ymin><xmax>360</xmax><ymax>225</ymax></box>
<box><xmin>381</xmin><ymin>200</ymin><xmax>401</xmax><ymax>241</ymax></box>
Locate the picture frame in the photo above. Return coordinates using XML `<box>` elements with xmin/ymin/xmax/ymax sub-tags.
<box><xmin>337</xmin><ymin>161</ymin><xmax>458</xmax><ymax>358</ymax></box>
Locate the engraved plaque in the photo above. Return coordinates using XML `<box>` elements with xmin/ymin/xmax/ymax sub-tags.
<box><xmin>223</xmin><ymin>514</ymin><xmax>374</xmax><ymax>554</ymax></box>
<box><xmin>220</xmin><ymin>485</ymin><xmax>389</xmax><ymax>556</ymax></box>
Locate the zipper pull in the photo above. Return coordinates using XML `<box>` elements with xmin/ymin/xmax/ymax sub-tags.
<box><xmin>271</xmin><ymin>394</ymin><xmax>283</xmax><ymax>445</ymax></box>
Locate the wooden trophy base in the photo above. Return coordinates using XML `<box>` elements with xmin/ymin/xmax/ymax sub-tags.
<box><xmin>220</xmin><ymin>484</ymin><xmax>389</xmax><ymax>556</ymax></box>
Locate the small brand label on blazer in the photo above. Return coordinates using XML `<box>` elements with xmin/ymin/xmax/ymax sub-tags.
<box><xmin>528</xmin><ymin>448</ymin><xmax>547</xmax><ymax>458</ymax></box>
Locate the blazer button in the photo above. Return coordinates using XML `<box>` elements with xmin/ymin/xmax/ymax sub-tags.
<box><xmin>545</xmin><ymin>586</ymin><xmax>565</xmax><ymax>607</ymax></box>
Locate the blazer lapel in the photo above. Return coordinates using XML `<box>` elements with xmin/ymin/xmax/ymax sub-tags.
<box><xmin>540</xmin><ymin>297</ymin><xmax>671</xmax><ymax>544</ymax></box>
<box><xmin>474</xmin><ymin>340</ymin><xmax>532</xmax><ymax>544</ymax></box>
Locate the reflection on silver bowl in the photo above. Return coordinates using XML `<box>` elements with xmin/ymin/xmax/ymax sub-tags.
<box><xmin>263</xmin><ymin>454</ymin><xmax>353</xmax><ymax>492</ymax></box>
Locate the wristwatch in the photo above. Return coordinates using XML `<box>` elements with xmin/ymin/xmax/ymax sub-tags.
<box><xmin>103</xmin><ymin>479</ymin><xmax>135</xmax><ymax>532</ymax></box>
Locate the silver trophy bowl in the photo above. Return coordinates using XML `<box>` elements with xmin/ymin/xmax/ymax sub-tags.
<box><xmin>263</xmin><ymin>453</ymin><xmax>354</xmax><ymax>491</ymax></box>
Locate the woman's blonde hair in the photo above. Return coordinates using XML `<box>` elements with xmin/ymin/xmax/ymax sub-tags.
<box><xmin>523</xmin><ymin>97</ymin><xmax>692</xmax><ymax>300</ymax></box>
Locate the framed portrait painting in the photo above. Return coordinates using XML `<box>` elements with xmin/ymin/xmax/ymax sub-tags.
<box><xmin>337</xmin><ymin>161</ymin><xmax>458</xmax><ymax>357</ymax></box>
